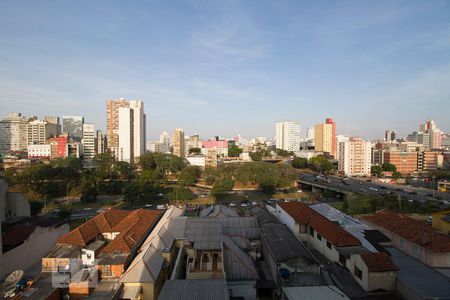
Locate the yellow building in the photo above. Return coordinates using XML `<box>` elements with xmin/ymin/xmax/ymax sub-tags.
<box><xmin>432</xmin><ymin>209</ymin><xmax>450</xmax><ymax>235</ymax></box>
<box><xmin>314</xmin><ymin>123</ymin><xmax>333</xmax><ymax>155</ymax></box>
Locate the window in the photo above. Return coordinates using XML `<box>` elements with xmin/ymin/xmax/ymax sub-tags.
<box><xmin>399</xmin><ymin>238</ymin><xmax>404</xmax><ymax>249</ymax></box>
<box><xmin>354</xmin><ymin>266</ymin><xmax>362</xmax><ymax>279</ymax></box>
<box><xmin>317</xmin><ymin>233</ymin><xmax>322</xmax><ymax>241</ymax></box>
<box><xmin>327</xmin><ymin>241</ymin><xmax>332</xmax><ymax>249</ymax></box>
<box><xmin>309</xmin><ymin>226</ymin><xmax>314</xmax><ymax>236</ymax></box>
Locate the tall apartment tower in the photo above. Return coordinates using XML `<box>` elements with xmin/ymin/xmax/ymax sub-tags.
<box><xmin>27</xmin><ymin>119</ymin><xmax>58</xmax><ymax>145</ymax></box>
<box><xmin>275</xmin><ymin>120</ymin><xmax>301</xmax><ymax>152</ymax></box>
<box><xmin>172</xmin><ymin>128</ymin><xmax>185</xmax><ymax>158</ymax></box>
<box><xmin>335</xmin><ymin>135</ymin><xmax>350</xmax><ymax>161</ymax></box>
<box><xmin>384</xmin><ymin>130</ymin><xmax>397</xmax><ymax>143</ymax></box>
<box><xmin>95</xmin><ymin>130</ymin><xmax>107</xmax><ymax>155</ymax></box>
<box><xmin>338</xmin><ymin>137</ymin><xmax>372</xmax><ymax>176</ymax></box>
<box><xmin>160</xmin><ymin>131</ymin><xmax>171</xmax><ymax>153</ymax></box>
<box><xmin>106</xmin><ymin>98</ymin><xmax>146</xmax><ymax>159</ymax></box>
<box><xmin>81</xmin><ymin>123</ymin><xmax>95</xmax><ymax>160</ymax></box>
<box><xmin>62</xmin><ymin>116</ymin><xmax>84</xmax><ymax>141</ymax></box>
<box><xmin>118</xmin><ymin>107</ymin><xmax>134</xmax><ymax>163</ymax></box>
<box><xmin>307</xmin><ymin>126</ymin><xmax>315</xmax><ymax>141</ymax></box>
<box><xmin>314</xmin><ymin>118</ymin><xmax>336</xmax><ymax>157</ymax></box>
<box><xmin>0</xmin><ymin>113</ymin><xmax>29</xmax><ymax>157</ymax></box>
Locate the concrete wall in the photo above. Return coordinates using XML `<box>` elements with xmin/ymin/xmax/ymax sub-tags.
<box><xmin>1</xmin><ymin>223</ymin><xmax>70</xmax><ymax>278</ymax></box>
<box><xmin>348</xmin><ymin>254</ymin><xmax>396</xmax><ymax>292</ymax></box>
<box><xmin>306</xmin><ymin>225</ymin><xmax>341</xmax><ymax>265</ymax></box>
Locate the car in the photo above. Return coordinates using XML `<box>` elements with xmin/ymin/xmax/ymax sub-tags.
<box><xmin>230</xmin><ymin>203</ymin><xmax>237</xmax><ymax>207</ymax></box>
<box><xmin>158</xmin><ymin>193</ymin><xmax>163</xmax><ymax>197</ymax></box>
<box><xmin>145</xmin><ymin>204</ymin><xmax>153</xmax><ymax>208</ymax></box>
<box><xmin>83</xmin><ymin>208</ymin><xmax>93</xmax><ymax>211</ymax></box>
<box><xmin>369</xmin><ymin>187</ymin><xmax>378</xmax><ymax>192</ymax></box>
<box><xmin>241</xmin><ymin>202</ymin><xmax>250</xmax><ymax>207</ymax></box>
<box><xmin>252</xmin><ymin>201</ymin><xmax>258</xmax><ymax>206</ymax></box>
<box><xmin>359</xmin><ymin>188</ymin><xmax>366</xmax><ymax>192</ymax></box>
<box><xmin>51</xmin><ymin>209</ymin><xmax>61</xmax><ymax>214</ymax></box>
<box><xmin>297</xmin><ymin>190</ymin><xmax>303</xmax><ymax>193</ymax></box>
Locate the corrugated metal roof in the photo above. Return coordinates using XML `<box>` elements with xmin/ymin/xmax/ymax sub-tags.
<box><xmin>186</xmin><ymin>219</ymin><xmax>222</xmax><ymax>250</ymax></box>
<box><xmin>261</xmin><ymin>223</ymin><xmax>315</xmax><ymax>263</ymax></box>
<box><xmin>158</xmin><ymin>279</ymin><xmax>230</xmax><ymax>300</ymax></box>
<box><xmin>221</xmin><ymin>216</ymin><xmax>259</xmax><ymax>239</ymax></box>
<box><xmin>223</xmin><ymin>235</ymin><xmax>259</xmax><ymax>281</ymax></box>
<box><xmin>199</xmin><ymin>204</ymin><xmax>240</xmax><ymax>218</ymax></box>
<box><xmin>249</xmin><ymin>206</ymin><xmax>277</xmax><ymax>225</ymax></box>
<box><xmin>282</xmin><ymin>286</ymin><xmax>350</xmax><ymax>300</ymax></box>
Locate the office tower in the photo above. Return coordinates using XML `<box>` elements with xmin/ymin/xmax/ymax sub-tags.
<box><xmin>275</xmin><ymin>120</ymin><xmax>301</xmax><ymax>152</ymax></box>
<box><xmin>106</xmin><ymin>98</ymin><xmax>146</xmax><ymax>158</ymax></box>
<box><xmin>338</xmin><ymin>137</ymin><xmax>372</xmax><ymax>176</ymax></box>
<box><xmin>160</xmin><ymin>131</ymin><xmax>171</xmax><ymax>153</ymax></box>
<box><xmin>0</xmin><ymin>113</ymin><xmax>29</xmax><ymax>157</ymax></box>
<box><xmin>27</xmin><ymin>119</ymin><xmax>57</xmax><ymax>145</ymax></box>
<box><xmin>172</xmin><ymin>128</ymin><xmax>185</xmax><ymax>158</ymax></box>
<box><xmin>95</xmin><ymin>130</ymin><xmax>107</xmax><ymax>155</ymax></box>
<box><xmin>62</xmin><ymin>116</ymin><xmax>84</xmax><ymax>141</ymax></box>
<box><xmin>307</xmin><ymin>127</ymin><xmax>315</xmax><ymax>141</ymax></box>
<box><xmin>129</xmin><ymin>101</ymin><xmax>146</xmax><ymax>158</ymax></box>
<box><xmin>383</xmin><ymin>151</ymin><xmax>418</xmax><ymax>175</ymax></box>
<box><xmin>44</xmin><ymin>116</ymin><xmax>61</xmax><ymax>135</ymax></box>
<box><xmin>335</xmin><ymin>135</ymin><xmax>350</xmax><ymax>161</ymax></box>
<box><xmin>384</xmin><ymin>130</ymin><xmax>397</xmax><ymax>143</ymax></box>
<box><xmin>185</xmin><ymin>134</ymin><xmax>202</xmax><ymax>155</ymax></box>
<box><xmin>118</xmin><ymin>107</ymin><xmax>134</xmax><ymax>163</ymax></box>
<box><xmin>314</xmin><ymin>118</ymin><xmax>336</xmax><ymax>157</ymax></box>
<box><xmin>106</xmin><ymin>98</ymin><xmax>130</xmax><ymax>150</ymax></box>
<box><xmin>81</xmin><ymin>123</ymin><xmax>95</xmax><ymax>160</ymax></box>
<box><xmin>418</xmin><ymin>120</ymin><xmax>442</xmax><ymax>149</ymax></box>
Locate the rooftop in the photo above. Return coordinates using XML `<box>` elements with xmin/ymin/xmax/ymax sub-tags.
<box><xmin>158</xmin><ymin>279</ymin><xmax>230</xmax><ymax>300</ymax></box>
<box><xmin>186</xmin><ymin>218</ymin><xmax>222</xmax><ymax>250</ymax></box>
<box><xmin>249</xmin><ymin>205</ymin><xmax>278</xmax><ymax>225</ymax></box>
<box><xmin>385</xmin><ymin>246</ymin><xmax>450</xmax><ymax>299</ymax></box>
<box><xmin>278</xmin><ymin>202</ymin><xmax>361</xmax><ymax>247</ymax></box>
<box><xmin>363</xmin><ymin>209</ymin><xmax>450</xmax><ymax>252</ymax></box>
<box><xmin>359</xmin><ymin>252</ymin><xmax>398</xmax><ymax>272</ymax></box>
<box><xmin>199</xmin><ymin>204</ymin><xmax>239</xmax><ymax>218</ymax></box>
<box><xmin>260</xmin><ymin>223</ymin><xmax>316</xmax><ymax>263</ymax></box>
<box><xmin>223</xmin><ymin>235</ymin><xmax>259</xmax><ymax>281</ymax></box>
<box><xmin>282</xmin><ymin>285</ymin><xmax>350</xmax><ymax>300</ymax></box>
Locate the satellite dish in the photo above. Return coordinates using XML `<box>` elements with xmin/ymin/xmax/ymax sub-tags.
<box><xmin>3</xmin><ymin>270</ymin><xmax>24</xmax><ymax>289</ymax></box>
<box><xmin>2</xmin><ymin>270</ymin><xmax>23</xmax><ymax>298</ymax></box>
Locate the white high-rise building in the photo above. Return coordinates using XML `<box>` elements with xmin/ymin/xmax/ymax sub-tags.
<box><xmin>27</xmin><ymin>119</ymin><xmax>57</xmax><ymax>145</ymax></box>
<box><xmin>335</xmin><ymin>135</ymin><xmax>350</xmax><ymax>161</ymax></box>
<box><xmin>276</xmin><ymin>120</ymin><xmax>301</xmax><ymax>152</ymax></box>
<box><xmin>160</xmin><ymin>131</ymin><xmax>171</xmax><ymax>153</ymax></box>
<box><xmin>81</xmin><ymin>123</ymin><xmax>95</xmax><ymax>160</ymax></box>
<box><xmin>0</xmin><ymin>113</ymin><xmax>29</xmax><ymax>157</ymax></box>
<box><xmin>117</xmin><ymin>100</ymin><xmax>146</xmax><ymax>163</ymax></box>
<box><xmin>338</xmin><ymin>137</ymin><xmax>372</xmax><ymax>177</ymax></box>
<box><xmin>307</xmin><ymin>127</ymin><xmax>315</xmax><ymax>141</ymax></box>
<box><xmin>129</xmin><ymin>101</ymin><xmax>146</xmax><ymax>158</ymax></box>
<box><xmin>118</xmin><ymin>107</ymin><xmax>134</xmax><ymax>163</ymax></box>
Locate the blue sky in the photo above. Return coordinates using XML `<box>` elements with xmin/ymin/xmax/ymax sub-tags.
<box><xmin>1</xmin><ymin>0</ymin><xmax>449</xmax><ymax>140</ymax></box>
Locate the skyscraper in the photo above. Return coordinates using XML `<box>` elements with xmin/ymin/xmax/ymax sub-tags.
<box><xmin>81</xmin><ymin>123</ymin><xmax>95</xmax><ymax>160</ymax></box>
<box><xmin>118</xmin><ymin>107</ymin><xmax>134</xmax><ymax>163</ymax></box>
<box><xmin>338</xmin><ymin>137</ymin><xmax>372</xmax><ymax>176</ymax></box>
<box><xmin>107</xmin><ymin>98</ymin><xmax>130</xmax><ymax>150</ymax></box>
<box><xmin>95</xmin><ymin>130</ymin><xmax>107</xmax><ymax>155</ymax></box>
<box><xmin>160</xmin><ymin>131</ymin><xmax>171</xmax><ymax>153</ymax></box>
<box><xmin>275</xmin><ymin>120</ymin><xmax>301</xmax><ymax>152</ymax></box>
<box><xmin>307</xmin><ymin>127</ymin><xmax>315</xmax><ymax>141</ymax></box>
<box><xmin>384</xmin><ymin>130</ymin><xmax>397</xmax><ymax>143</ymax></box>
<box><xmin>0</xmin><ymin>113</ymin><xmax>29</xmax><ymax>157</ymax></box>
<box><xmin>419</xmin><ymin>120</ymin><xmax>442</xmax><ymax>149</ymax></box>
<box><xmin>314</xmin><ymin>118</ymin><xmax>336</xmax><ymax>157</ymax></box>
<box><xmin>107</xmin><ymin>98</ymin><xmax>146</xmax><ymax>159</ymax></box>
<box><xmin>27</xmin><ymin>119</ymin><xmax>58</xmax><ymax>145</ymax></box>
<box><xmin>172</xmin><ymin>128</ymin><xmax>185</xmax><ymax>158</ymax></box>
<box><xmin>62</xmin><ymin>116</ymin><xmax>84</xmax><ymax>141</ymax></box>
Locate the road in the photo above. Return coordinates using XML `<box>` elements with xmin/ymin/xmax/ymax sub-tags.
<box><xmin>299</xmin><ymin>173</ymin><xmax>450</xmax><ymax>206</ymax></box>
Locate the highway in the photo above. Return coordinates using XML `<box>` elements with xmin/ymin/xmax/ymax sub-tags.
<box><xmin>298</xmin><ymin>173</ymin><xmax>450</xmax><ymax>206</ymax></box>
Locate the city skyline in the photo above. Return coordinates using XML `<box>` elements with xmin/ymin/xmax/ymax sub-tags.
<box><xmin>1</xmin><ymin>1</ymin><xmax>450</xmax><ymax>140</ymax></box>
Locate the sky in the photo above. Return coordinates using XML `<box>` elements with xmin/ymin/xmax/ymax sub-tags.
<box><xmin>1</xmin><ymin>0</ymin><xmax>449</xmax><ymax>141</ymax></box>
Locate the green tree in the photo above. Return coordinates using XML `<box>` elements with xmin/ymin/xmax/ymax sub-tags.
<box><xmin>212</xmin><ymin>177</ymin><xmax>234</xmax><ymax>195</ymax></box>
<box><xmin>179</xmin><ymin>166</ymin><xmax>201</xmax><ymax>186</ymax></box>
<box><xmin>123</xmin><ymin>181</ymin><xmax>141</xmax><ymax>208</ymax></box>
<box><xmin>228</xmin><ymin>145</ymin><xmax>243</xmax><ymax>157</ymax></box>
<box><xmin>94</xmin><ymin>152</ymin><xmax>116</xmax><ymax>179</ymax></box>
<box><xmin>382</xmin><ymin>162</ymin><xmax>397</xmax><ymax>172</ymax></box>
<box><xmin>371</xmin><ymin>165</ymin><xmax>383</xmax><ymax>177</ymax></box>
<box><xmin>249</xmin><ymin>151</ymin><xmax>262</xmax><ymax>161</ymax></box>
<box><xmin>392</xmin><ymin>171</ymin><xmax>402</xmax><ymax>179</ymax></box>
<box><xmin>169</xmin><ymin>187</ymin><xmax>194</xmax><ymax>201</ymax></box>
<box><xmin>116</xmin><ymin>161</ymin><xmax>135</xmax><ymax>180</ymax></box>
<box><xmin>292</xmin><ymin>157</ymin><xmax>308</xmax><ymax>169</ymax></box>
<box><xmin>308</xmin><ymin>156</ymin><xmax>333</xmax><ymax>173</ymax></box>
<box><xmin>188</xmin><ymin>147</ymin><xmax>202</xmax><ymax>155</ymax></box>
<box><xmin>29</xmin><ymin>201</ymin><xmax>44</xmax><ymax>215</ymax></box>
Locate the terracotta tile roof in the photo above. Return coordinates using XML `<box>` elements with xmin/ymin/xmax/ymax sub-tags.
<box><xmin>58</xmin><ymin>209</ymin><xmax>130</xmax><ymax>246</ymax></box>
<box><xmin>278</xmin><ymin>202</ymin><xmax>361</xmax><ymax>247</ymax></box>
<box><xmin>360</xmin><ymin>252</ymin><xmax>398</xmax><ymax>272</ymax></box>
<box><xmin>101</xmin><ymin>209</ymin><xmax>161</xmax><ymax>254</ymax></box>
<box><xmin>363</xmin><ymin>209</ymin><xmax>450</xmax><ymax>253</ymax></box>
